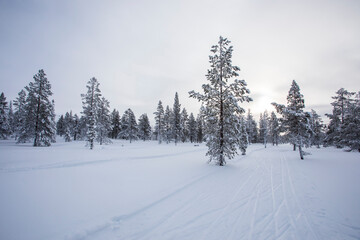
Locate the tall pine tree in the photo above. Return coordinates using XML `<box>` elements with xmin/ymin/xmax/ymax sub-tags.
<box><xmin>96</xmin><ymin>97</ymin><xmax>112</xmax><ymax>145</ymax></box>
<box><xmin>273</xmin><ymin>80</ymin><xmax>312</xmax><ymax>159</ymax></box>
<box><xmin>189</xmin><ymin>36</ymin><xmax>252</xmax><ymax>166</ymax></box>
<box><xmin>154</xmin><ymin>100</ymin><xmax>164</xmax><ymax>144</ymax></box>
<box><xmin>120</xmin><ymin>108</ymin><xmax>138</xmax><ymax>143</ymax></box>
<box><xmin>81</xmin><ymin>77</ymin><xmax>101</xmax><ymax>149</ymax></box>
<box><xmin>18</xmin><ymin>69</ymin><xmax>56</xmax><ymax>146</ymax></box>
<box><xmin>0</xmin><ymin>93</ymin><xmax>10</xmax><ymax>139</ymax></box>
<box><xmin>269</xmin><ymin>111</ymin><xmax>280</xmax><ymax>146</ymax></box>
<box><xmin>110</xmin><ymin>109</ymin><xmax>121</xmax><ymax>139</ymax></box>
<box><xmin>138</xmin><ymin>113</ymin><xmax>152</xmax><ymax>141</ymax></box>
<box><xmin>172</xmin><ymin>92</ymin><xmax>181</xmax><ymax>145</ymax></box>
<box><xmin>13</xmin><ymin>90</ymin><xmax>27</xmax><ymax>141</ymax></box>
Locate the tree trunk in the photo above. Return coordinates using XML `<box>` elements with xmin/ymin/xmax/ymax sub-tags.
<box><xmin>218</xmin><ymin>43</ymin><xmax>225</xmax><ymax>166</ymax></box>
<box><xmin>299</xmin><ymin>144</ymin><xmax>304</xmax><ymax>160</ymax></box>
<box><xmin>219</xmin><ymin>92</ymin><xmax>224</xmax><ymax>165</ymax></box>
<box><xmin>293</xmin><ymin>144</ymin><xmax>296</xmax><ymax>151</ymax></box>
<box><xmin>33</xmin><ymin>87</ymin><xmax>42</xmax><ymax>147</ymax></box>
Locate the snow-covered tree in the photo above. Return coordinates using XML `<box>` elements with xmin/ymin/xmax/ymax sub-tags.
<box><xmin>110</xmin><ymin>109</ymin><xmax>121</xmax><ymax>139</ymax></box>
<box><xmin>81</xmin><ymin>77</ymin><xmax>101</xmax><ymax>149</ymax></box>
<box><xmin>63</xmin><ymin>111</ymin><xmax>73</xmax><ymax>142</ymax></box>
<box><xmin>338</xmin><ymin>91</ymin><xmax>360</xmax><ymax>151</ymax></box>
<box><xmin>17</xmin><ymin>69</ymin><xmax>56</xmax><ymax>146</ymax></box>
<box><xmin>238</xmin><ymin>116</ymin><xmax>249</xmax><ymax>155</ymax></box>
<box><xmin>196</xmin><ymin>113</ymin><xmax>204</xmax><ymax>143</ymax></box>
<box><xmin>56</xmin><ymin>115</ymin><xmax>65</xmax><ymax>136</ymax></box>
<box><xmin>325</xmin><ymin>88</ymin><xmax>356</xmax><ymax>148</ymax></box>
<box><xmin>13</xmin><ymin>90</ymin><xmax>27</xmax><ymax>141</ymax></box>
<box><xmin>154</xmin><ymin>100</ymin><xmax>165</xmax><ymax>144</ymax></box>
<box><xmin>189</xmin><ymin>36</ymin><xmax>252</xmax><ymax>166</ymax></box>
<box><xmin>78</xmin><ymin>115</ymin><xmax>88</xmax><ymax>140</ymax></box>
<box><xmin>269</xmin><ymin>111</ymin><xmax>280</xmax><ymax>146</ymax></box>
<box><xmin>172</xmin><ymin>92</ymin><xmax>181</xmax><ymax>145</ymax></box>
<box><xmin>96</xmin><ymin>97</ymin><xmax>112</xmax><ymax>145</ymax></box>
<box><xmin>73</xmin><ymin>114</ymin><xmax>81</xmax><ymax>141</ymax></box>
<box><xmin>50</xmin><ymin>100</ymin><xmax>56</xmax><ymax>143</ymax></box>
<box><xmin>164</xmin><ymin>105</ymin><xmax>173</xmax><ymax>144</ymax></box>
<box><xmin>120</xmin><ymin>108</ymin><xmax>138</xmax><ymax>143</ymax></box>
<box><xmin>272</xmin><ymin>80</ymin><xmax>312</xmax><ymax>159</ymax></box>
<box><xmin>138</xmin><ymin>113</ymin><xmax>152</xmax><ymax>141</ymax></box>
<box><xmin>309</xmin><ymin>109</ymin><xmax>325</xmax><ymax>148</ymax></box>
<box><xmin>8</xmin><ymin>101</ymin><xmax>15</xmax><ymax>136</ymax></box>
<box><xmin>187</xmin><ymin>113</ymin><xmax>197</xmax><ymax>143</ymax></box>
<box><xmin>259</xmin><ymin>111</ymin><xmax>269</xmax><ymax>148</ymax></box>
<box><xmin>0</xmin><ymin>92</ymin><xmax>10</xmax><ymax>139</ymax></box>
<box><xmin>332</xmin><ymin>88</ymin><xmax>355</xmax><ymax>124</ymax></box>
<box><xmin>246</xmin><ymin>109</ymin><xmax>258</xmax><ymax>144</ymax></box>
<box><xmin>180</xmin><ymin>108</ymin><xmax>189</xmax><ymax>142</ymax></box>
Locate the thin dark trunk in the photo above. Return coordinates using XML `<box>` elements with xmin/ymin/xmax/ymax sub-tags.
<box><xmin>219</xmin><ymin>62</ymin><xmax>225</xmax><ymax>166</ymax></box>
<box><xmin>33</xmin><ymin>98</ymin><xmax>41</xmax><ymax>146</ymax></box>
<box><xmin>299</xmin><ymin>144</ymin><xmax>304</xmax><ymax>160</ymax></box>
<box><xmin>33</xmin><ymin>82</ymin><xmax>42</xmax><ymax>147</ymax></box>
<box><xmin>293</xmin><ymin>144</ymin><xmax>296</xmax><ymax>151</ymax></box>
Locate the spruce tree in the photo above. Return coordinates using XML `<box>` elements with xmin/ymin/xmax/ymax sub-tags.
<box><xmin>238</xmin><ymin>116</ymin><xmax>249</xmax><ymax>155</ymax></box>
<box><xmin>325</xmin><ymin>88</ymin><xmax>355</xmax><ymax>148</ymax></box>
<box><xmin>172</xmin><ymin>92</ymin><xmax>181</xmax><ymax>145</ymax></box>
<box><xmin>269</xmin><ymin>111</ymin><xmax>280</xmax><ymax>146</ymax></box>
<box><xmin>272</xmin><ymin>80</ymin><xmax>312</xmax><ymax>159</ymax></box>
<box><xmin>189</xmin><ymin>36</ymin><xmax>252</xmax><ymax>166</ymax></box>
<box><xmin>81</xmin><ymin>77</ymin><xmax>101</xmax><ymax>149</ymax></box>
<box><xmin>56</xmin><ymin>115</ymin><xmax>66</xmax><ymax>136</ymax></box>
<box><xmin>339</xmin><ymin>91</ymin><xmax>360</xmax><ymax>151</ymax></box>
<box><xmin>188</xmin><ymin>113</ymin><xmax>197</xmax><ymax>143</ymax></box>
<box><xmin>196</xmin><ymin>113</ymin><xmax>204</xmax><ymax>143</ymax></box>
<box><xmin>96</xmin><ymin>97</ymin><xmax>112</xmax><ymax>145</ymax></box>
<box><xmin>13</xmin><ymin>90</ymin><xmax>27</xmax><ymax>141</ymax></box>
<box><xmin>259</xmin><ymin>111</ymin><xmax>269</xmax><ymax>148</ymax></box>
<box><xmin>110</xmin><ymin>109</ymin><xmax>121</xmax><ymax>139</ymax></box>
<box><xmin>8</xmin><ymin>101</ymin><xmax>15</xmax><ymax>136</ymax></box>
<box><xmin>180</xmin><ymin>108</ymin><xmax>189</xmax><ymax>142</ymax></box>
<box><xmin>18</xmin><ymin>69</ymin><xmax>56</xmax><ymax>146</ymax></box>
<box><xmin>164</xmin><ymin>105</ymin><xmax>173</xmax><ymax>144</ymax></box>
<box><xmin>63</xmin><ymin>112</ymin><xmax>73</xmax><ymax>142</ymax></box>
<box><xmin>73</xmin><ymin>114</ymin><xmax>81</xmax><ymax>141</ymax></box>
<box><xmin>120</xmin><ymin>109</ymin><xmax>138</xmax><ymax>143</ymax></box>
<box><xmin>154</xmin><ymin>101</ymin><xmax>164</xmax><ymax>144</ymax></box>
<box><xmin>0</xmin><ymin>92</ymin><xmax>10</xmax><ymax>139</ymax></box>
<box><xmin>309</xmin><ymin>109</ymin><xmax>324</xmax><ymax>148</ymax></box>
<box><xmin>246</xmin><ymin>109</ymin><xmax>258</xmax><ymax>144</ymax></box>
<box><xmin>138</xmin><ymin>113</ymin><xmax>152</xmax><ymax>141</ymax></box>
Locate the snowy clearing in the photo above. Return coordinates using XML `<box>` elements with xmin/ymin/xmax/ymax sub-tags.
<box><xmin>0</xmin><ymin>140</ymin><xmax>359</xmax><ymax>240</ymax></box>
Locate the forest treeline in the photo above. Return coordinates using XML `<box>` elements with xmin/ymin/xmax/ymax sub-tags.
<box><xmin>0</xmin><ymin>37</ymin><xmax>359</xmax><ymax>164</ymax></box>
<box><xmin>0</xmin><ymin>72</ymin><xmax>358</xmax><ymax>152</ymax></box>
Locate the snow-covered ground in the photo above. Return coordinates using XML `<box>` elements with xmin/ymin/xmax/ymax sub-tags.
<box><xmin>0</xmin><ymin>140</ymin><xmax>359</xmax><ymax>240</ymax></box>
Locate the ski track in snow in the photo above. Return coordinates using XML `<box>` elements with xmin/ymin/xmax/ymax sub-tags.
<box><xmin>66</xmin><ymin>145</ymin><xmax>360</xmax><ymax>240</ymax></box>
<box><xmin>1</xmin><ymin>142</ymin><xmax>359</xmax><ymax>240</ymax></box>
<box><xmin>0</xmin><ymin>148</ymin><xmax>204</xmax><ymax>173</ymax></box>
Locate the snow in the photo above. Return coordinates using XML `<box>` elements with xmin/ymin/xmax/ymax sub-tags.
<box><xmin>0</xmin><ymin>140</ymin><xmax>359</xmax><ymax>240</ymax></box>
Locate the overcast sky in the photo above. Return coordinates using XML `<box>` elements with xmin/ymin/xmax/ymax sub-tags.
<box><xmin>1</xmin><ymin>0</ymin><xmax>359</xmax><ymax>123</ymax></box>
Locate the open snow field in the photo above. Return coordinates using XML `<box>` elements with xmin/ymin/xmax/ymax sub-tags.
<box><xmin>0</xmin><ymin>140</ymin><xmax>359</xmax><ymax>240</ymax></box>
